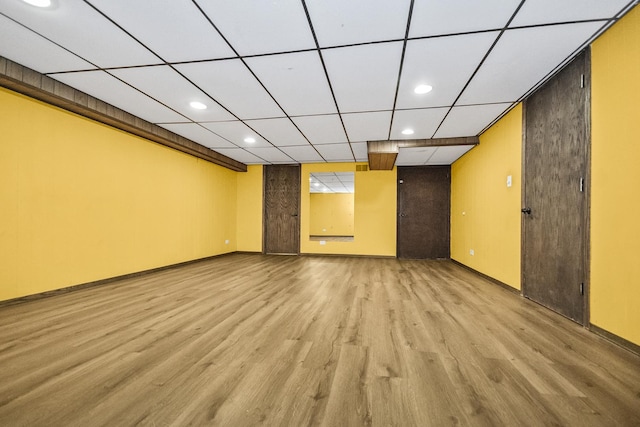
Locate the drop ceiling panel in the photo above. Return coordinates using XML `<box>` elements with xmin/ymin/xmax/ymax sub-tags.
<box><xmin>390</xmin><ymin>108</ymin><xmax>449</xmax><ymax>140</ymax></box>
<box><xmin>305</xmin><ymin>0</ymin><xmax>411</xmax><ymax>47</ymax></box>
<box><xmin>49</xmin><ymin>70</ymin><xmax>185</xmax><ymax>123</ymax></box>
<box><xmin>175</xmin><ymin>60</ymin><xmax>283</xmax><ymax>120</ymax></box>
<box><xmin>246</xmin><ymin>51</ymin><xmax>337</xmax><ymax>116</ymax></box>
<box><xmin>434</xmin><ymin>103</ymin><xmax>512</xmax><ymax>138</ymax></box>
<box><xmin>0</xmin><ymin>15</ymin><xmax>94</xmax><ymax>73</ymax></box>
<box><xmin>88</xmin><ymin>0</ymin><xmax>234</xmax><ymax>63</ymax></box>
<box><xmin>290</xmin><ymin>115</ymin><xmax>348</xmax><ymax>144</ymax></box>
<box><xmin>427</xmin><ymin>145</ymin><xmax>475</xmax><ymax>165</ymax></box>
<box><xmin>314</xmin><ymin>143</ymin><xmax>355</xmax><ymax>161</ymax></box>
<box><xmin>458</xmin><ymin>22</ymin><xmax>604</xmax><ymax>105</ymax></box>
<box><xmin>110</xmin><ymin>66</ymin><xmax>235</xmax><ymax>122</ymax></box>
<box><xmin>243</xmin><ymin>118</ymin><xmax>308</xmax><ymax>147</ymax></box>
<box><xmin>397</xmin><ymin>32</ymin><xmax>499</xmax><ymax>109</ymax></box>
<box><xmin>396</xmin><ymin>147</ymin><xmax>438</xmax><ymax>166</ymax></box>
<box><xmin>409</xmin><ymin>0</ymin><xmax>521</xmax><ymax>38</ymax></box>
<box><xmin>201</xmin><ymin>121</ymin><xmax>272</xmax><ymax>148</ymax></box>
<box><xmin>280</xmin><ymin>145</ymin><xmax>325</xmax><ymax>163</ymax></box>
<box><xmin>194</xmin><ymin>0</ymin><xmax>315</xmax><ymax>56</ymax></box>
<box><xmin>510</xmin><ymin>0</ymin><xmax>631</xmax><ymax>27</ymax></box>
<box><xmin>342</xmin><ymin>111</ymin><xmax>393</xmax><ymax>141</ymax></box>
<box><xmin>212</xmin><ymin>148</ymin><xmax>265</xmax><ymax>164</ymax></box>
<box><xmin>350</xmin><ymin>142</ymin><xmax>369</xmax><ymax>162</ymax></box>
<box><xmin>323</xmin><ymin>42</ymin><xmax>403</xmax><ymax>112</ymax></box>
<box><xmin>0</xmin><ymin>0</ymin><xmax>158</xmax><ymax>68</ymax></box>
<box><xmin>159</xmin><ymin>123</ymin><xmax>237</xmax><ymax>149</ymax></box>
<box><xmin>245</xmin><ymin>147</ymin><xmax>294</xmax><ymax>163</ymax></box>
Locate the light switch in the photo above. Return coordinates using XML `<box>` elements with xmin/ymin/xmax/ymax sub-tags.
<box><xmin>506</xmin><ymin>175</ymin><xmax>512</xmax><ymax>187</ymax></box>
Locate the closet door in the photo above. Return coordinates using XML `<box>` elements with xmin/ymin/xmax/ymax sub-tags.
<box><xmin>264</xmin><ymin>165</ymin><xmax>300</xmax><ymax>255</ymax></box>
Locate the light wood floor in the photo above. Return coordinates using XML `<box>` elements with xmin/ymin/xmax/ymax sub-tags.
<box><xmin>1</xmin><ymin>254</ymin><xmax>639</xmax><ymax>426</ymax></box>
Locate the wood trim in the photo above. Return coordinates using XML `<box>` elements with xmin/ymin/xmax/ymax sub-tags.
<box><xmin>589</xmin><ymin>324</ymin><xmax>640</xmax><ymax>357</ymax></box>
<box><xmin>0</xmin><ymin>252</ymin><xmax>235</xmax><ymax>308</ymax></box>
<box><xmin>368</xmin><ymin>136</ymin><xmax>480</xmax><ymax>148</ymax></box>
<box><xmin>582</xmin><ymin>47</ymin><xmax>592</xmax><ymax>328</ymax></box>
<box><xmin>0</xmin><ymin>57</ymin><xmax>246</xmax><ymax>172</ymax></box>
<box><xmin>451</xmin><ymin>259</ymin><xmax>521</xmax><ymax>295</ymax></box>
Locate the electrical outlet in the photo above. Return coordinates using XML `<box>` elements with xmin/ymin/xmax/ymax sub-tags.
<box><xmin>506</xmin><ymin>175</ymin><xmax>512</xmax><ymax>187</ymax></box>
<box><xmin>319</xmin><ymin>240</ymin><xmax>326</xmax><ymax>245</ymax></box>
<box><xmin>225</xmin><ymin>240</ymin><xmax>229</xmax><ymax>244</ymax></box>
<box><xmin>470</xmin><ymin>249</ymin><xmax>474</xmax><ymax>256</ymax></box>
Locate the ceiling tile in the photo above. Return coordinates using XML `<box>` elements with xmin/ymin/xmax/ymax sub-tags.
<box><xmin>49</xmin><ymin>70</ymin><xmax>186</xmax><ymax>123</ymax></box>
<box><xmin>0</xmin><ymin>0</ymin><xmax>158</xmax><ymax>68</ymax></box>
<box><xmin>322</xmin><ymin>42</ymin><xmax>403</xmax><ymax>112</ymax></box>
<box><xmin>201</xmin><ymin>121</ymin><xmax>272</xmax><ymax>148</ymax></box>
<box><xmin>290</xmin><ymin>115</ymin><xmax>348</xmax><ymax>144</ymax></box>
<box><xmin>110</xmin><ymin>66</ymin><xmax>235</xmax><ymax>122</ymax></box>
<box><xmin>396</xmin><ymin>32</ymin><xmax>499</xmax><ymax>109</ymax></box>
<box><xmin>350</xmin><ymin>142</ymin><xmax>369</xmax><ymax>162</ymax></box>
<box><xmin>88</xmin><ymin>0</ymin><xmax>235</xmax><ymax>63</ymax></box>
<box><xmin>427</xmin><ymin>145</ymin><xmax>475</xmax><ymax>165</ymax></box>
<box><xmin>279</xmin><ymin>145</ymin><xmax>325</xmax><ymax>163</ymax></box>
<box><xmin>458</xmin><ymin>22</ymin><xmax>604</xmax><ymax>105</ymax></box>
<box><xmin>434</xmin><ymin>103</ymin><xmax>512</xmax><ymax>138</ymax></box>
<box><xmin>396</xmin><ymin>147</ymin><xmax>438</xmax><ymax>166</ymax></box>
<box><xmin>342</xmin><ymin>111</ymin><xmax>392</xmax><ymax>141</ymax></box>
<box><xmin>510</xmin><ymin>0</ymin><xmax>631</xmax><ymax>27</ymax></box>
<box><xmin>314</xmin><ymin>143</ymin><xmax>355</xmax><ymax>161</ymax></box>
<box><xmin>410</xmin><ymin>0</ymin><xmax>521</xmax><ymax>38</ymax></box>
<box><xmin>305</xmin><ymin>0</ymin><xmax>411</xmax><ymax>47</ymax></box>
<box><xmin>0</xmin><ymin>14</ymin><xmax>94</xmax><ymax>73</ymax></box>
<box><xmin>159</xmin><ymin>123</ymin><xmax>237</xmax><ymax>149</ymax></box>
<box><xmin>246</xmin><ymin>51</ymin><xmax>337</xmax><ymax>116</ymax></box>
<box><xmin>194</xmin><ymin>0</ymin><xmax>315</xmax><ymax>56</ymax></box>
<box><xmin>243</xmin><ymin>118</ymin><xmax>308</xmax><ymax>147</ymax></box>
<box><xmin>175</xmin><ymin>60</ymin><xmax>283</xmax><ymax>120</ymax></box>
<box><xmin>212</xmin><ymin>148</ymin><xmax>265</xmax><ymax>164</ymax></box>
<box><xmin>390</xmin><ymin>108</ymin><xmax>449</xmax><ymax>139</ymax></box>
<box><xmin>245</xmin><ymin>147</ymin><xmax>294</xmax><ymax>163</ymax></box>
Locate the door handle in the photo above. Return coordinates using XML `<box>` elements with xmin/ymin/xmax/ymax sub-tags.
<box><xmin>291</xmin><ymin>213</ymin><xmax>298</xmax><ymax>217</ymax></box>
<box><xmin>399</xmin><ymin>213</ymin><xmax>406</xmax><ymax>217</ymax></box>
<box><xmin>521</xmin><ymin>207</ymin><xmax>532</xmax><ymax>215</ymax></box>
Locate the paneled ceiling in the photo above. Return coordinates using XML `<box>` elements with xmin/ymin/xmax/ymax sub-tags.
<box><xmin>1</xmin><ymin>0</ymin><xmax>637</xmax><ymax>166</ymax></box>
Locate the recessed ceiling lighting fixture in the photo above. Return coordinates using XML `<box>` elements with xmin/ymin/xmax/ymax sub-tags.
<box><xmin>414</xmin><ymin>84</ymin><xmax>433</xmax><ymax>94</ymax></box>
<box><xmin>244</xmin><ymin>137</ymin><xmax>256</xmax><ymax>144</ymax></box>
<box><xmin>189</xmin><ymin>101</ymin><xmax>207</xmax><ymax>110</ymax></box>
<box><xmin>22</xmin><ymin>0</ymin><xmax>52</xmax><ymax>7</ymax></box>
<box><xmin>314</xmin><ymin>183</ymin><xmax>320</xmax><ymax>187</ymax></box>
<box><xmin>402</xmin><ymin>129</ymin><xmax>415</xmax><ymax>135</ymax></box>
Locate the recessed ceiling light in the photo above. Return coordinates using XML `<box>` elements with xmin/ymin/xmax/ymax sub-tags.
<box><xmin>414</xmin><ymin>84</ymin><xmax>433</xmax><ymax>94</ymax></box>
<box><xmin>402</xmin><ymin>129</ymin><xmax>415</xmax><ymax>135</ymax></box>
<box><xmin>244</xmin><ymin>137</ymin><xmax>256</xmax><ymax>144</ymax></box>
<box><xmin>314</xmin><ymin>183</ymin><xmax>320</xmax><ymax>187</ymax></box>
<box><xmin>22</xmin><ymin>0</ymin><xmax>51</xmax><ymax>7</ymax></box>
<box><xmin>189</xmin><ymin>101</ymin><xmax>207</xmax><ymax>110</ymax></box>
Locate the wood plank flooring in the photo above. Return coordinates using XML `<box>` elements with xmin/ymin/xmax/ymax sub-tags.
<box><xmin>0</xmin><ymin>254</ymin><xmax>639</xmax><ymax>426</ymax></box>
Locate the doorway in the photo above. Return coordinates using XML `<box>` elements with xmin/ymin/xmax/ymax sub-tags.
<box><xmin>263</xmin><ymin>165</ymin><xmax>301</xmax><ymax>255</ymax></box>
<box><xmin>522</xmin><ymin>50</ymin><xmax>590</xmax><ymax>324</ymax></box>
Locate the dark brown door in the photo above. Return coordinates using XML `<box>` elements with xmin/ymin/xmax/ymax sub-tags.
<box><xmin>522</xmin><ymin>50</ymin><xmax>590</xmax><ymax>324</ymax></box>
<box><xmin>397</xmin><ymin>166</ymin><xmax>450</xmax><ymax>259</ymax></box>
<box><xmin>264</xmin><ymin>165</ymin><xmax>300</xmax><ymax>254</ymax></box>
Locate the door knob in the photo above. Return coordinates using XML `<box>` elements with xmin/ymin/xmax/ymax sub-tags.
<box><xmin>521</xmin><ymin>207</ymin><xmax>532</xmax><ymax>215</ymax></box>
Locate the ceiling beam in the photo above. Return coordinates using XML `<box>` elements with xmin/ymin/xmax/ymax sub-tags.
<box><xmin>367</xmin><ymin>136</ymin><xmax>479</xmax><ymax>170</ymax></box>
<box><xmin>0</xmin><ymin>57</ymin><xmax>247</xmax><ymax>172</ymax></box>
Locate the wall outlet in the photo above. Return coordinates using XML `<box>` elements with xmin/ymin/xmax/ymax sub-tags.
<box><xmin>319</xmin><ymin>240</ymin><xmax>326</xmax><ymax>245</ymax></box>
<box><xmin>506</xmin><ymin>175</ymin><xmax>512</xmax><ymax>187</ymax></box>
<box><xmin>470</xmin><ymin>249</ymin><xmax>474</xmax><ymax>256</ymax></box>
<box><xmin>225</xmin><ymin>240</ymin><xmax>229</xmax><ymax>244</ymax></box>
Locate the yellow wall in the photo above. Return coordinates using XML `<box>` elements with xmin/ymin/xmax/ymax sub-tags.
<box><xmin>301</xmin><ymin>163</ymin><xmax>396</xmax><ymax>256</ymax></box>
<box><xmin>0</xmin><ymin>87</ymin><xmax>237</xmax><ymax>302</ymax></box>
<box><xmin>236</xmin><ymin>164</ymin><xmax>263</xmax><ymax>252</ymax></box>
<box><xmin>590</xmin><ymin>6</ymin><xmax>640</xmax><ymax>346</ymax></box>
<box><xmin>309</xmin><ymin>193</ymin><xmax>354</xmax><ymax>236</ymax></box>
<box><xmin>451</xmin><ymin>104</ymin><xmax>522</xmax><ymax>289</ymax></box>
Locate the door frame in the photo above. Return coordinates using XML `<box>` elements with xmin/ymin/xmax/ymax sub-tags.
<box><xmin>262</xmin><ymin>164</ymin><xmax>301</xmax><ymax>255</ymax></box>
<box><xmin>520</xmin><ymin>48</ymin><xmax>592</xmax><ymax>326</ymax></box>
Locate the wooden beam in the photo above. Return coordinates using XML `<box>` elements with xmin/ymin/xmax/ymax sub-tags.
<box><xmin>369</xmin><ymin>136</ymin><xmax>480</xmax><ymax>148</ymax></box>
<box><xmin>367</xmin><ymin>141</ymin><xmax>398</xmax><ymax>170</ymax></box>
<box><xmin>0</xmin><ymin>57</ymin><xmax>247</xmax><ymax>172</ymax></box>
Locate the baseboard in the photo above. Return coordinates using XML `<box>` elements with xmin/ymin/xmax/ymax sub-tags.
<box><xmin>589</xmin><ymin>324</ymin><xmax>640</xmax><ymax>356</ymax></box>
<box><xmin>0</xmin><ymin>251</ymin><xmax>236</xmax><ymax>308</ymax></box>
<box><xmin>450</xmin><ymin>259</ymin><xmax>520</xmax><ymax>294</ymax></box>
<box><xmin>300</xmin><ymin>252</ymin><xmax>396</xmax><ymax>259</ymax></box>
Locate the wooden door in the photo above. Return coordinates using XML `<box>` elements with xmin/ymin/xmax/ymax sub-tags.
<box><xmin>397</xmin><ymin>166</ymin><xmax>450</xmax><ymax>259</ymax></box>
<box><xmin>522</xmin><ymin>50</ymin><xmax>590</xmax><ymax>324</ymax></box>
<box><xmin>264</xmin><ymin>165</ymin><xmax>300</xmax><ymax>254</ymax></box>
